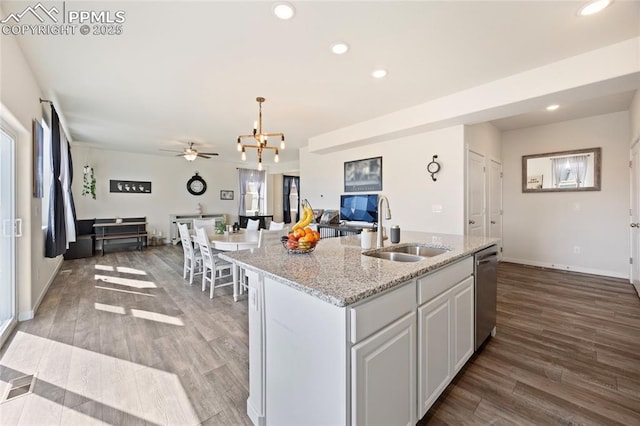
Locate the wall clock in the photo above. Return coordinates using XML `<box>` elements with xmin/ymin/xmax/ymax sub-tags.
<box><xmin>187</xmin><ymin>172</ymin><xmax>207</xmax><ymax>195</ymax></box>
<box><xmin>427</xmin><ymin>155</ymin><xmax>441</xmax><ymax>181</ymax></box>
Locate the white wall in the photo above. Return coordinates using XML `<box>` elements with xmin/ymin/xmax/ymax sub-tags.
<box><xmin>631</xmin><ymin>89</ymin><xmax>640</xmax><ymax>145</ymax></box>
<box><xmin>465</xmin><ymin>122</ymin><xmax>501</xmax><ymax>161</ymax></box>
<box><xmin>72</xmin><ymin>146</ymin><xmax>244</xmax><ymax>237</ymax></box>
<box><xmin>502</xmin><ymin>112</ymin><xmax>630</xmax><ymax>278</ymax></box>
<box><xmin>300</xmin><ymin>126</ymin><xmax>466</xmax><ymax>235</ymax></box>
<box><xmin>1</xmin><ymin>27</ymin><xmax>63</xmax><ymax>320</ymax></box>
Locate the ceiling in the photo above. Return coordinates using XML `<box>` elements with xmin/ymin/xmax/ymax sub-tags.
<box><xmin>4</xmin><ymin>1</ymin><xmax>640</xmax><ymax>168</ymax></box>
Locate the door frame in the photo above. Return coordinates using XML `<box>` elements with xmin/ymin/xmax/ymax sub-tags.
<box><xmin>0</xmin><ymin>120</ymin><xmax>17</xmax><ymax>348</ymax></box>
<box><xmin>487</xmin><ymin>157</ymin><xmax>503</xmax><ymax>258</ymax></box>
<box><xmin>630</xmin><ymin>137</ymin><xmax>640</xmax><ymax>289</ymax></box>
<box><xmin>465</xmin><ymin>147</ymin><xmax>486</xmax><ymax>236</ymax></box>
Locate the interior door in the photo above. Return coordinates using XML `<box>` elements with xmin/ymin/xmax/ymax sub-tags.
<box><xmin>0</xmin><ymin>125</ymin><xmax>17</xmax><ymax>348</ymax></box>
<box><xmin>631</xmin><ymin>141</ymin><xmax>640</xmax><ymax>293</ymax></box>
<box><xmin>467</xmin><ymin>149</ymin><xmax>485</xmax><ymax>236</ymax></box>
<box><xmin>488</xmin><ymin>159</ymin><xmax>503</xmax><ymax>257</ymax></box>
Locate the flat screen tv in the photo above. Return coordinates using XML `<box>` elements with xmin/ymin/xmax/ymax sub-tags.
<box><xmin>340</xmin><ymin>194</ymin><xmax>378</xmax><ymax>223</ymax></box>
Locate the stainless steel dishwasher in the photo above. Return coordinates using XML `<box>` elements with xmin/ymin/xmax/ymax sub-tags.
<box><xmin>475</xmin><ymin>245</ymin><xmax>498</xmax><ymax>350</ymax></box>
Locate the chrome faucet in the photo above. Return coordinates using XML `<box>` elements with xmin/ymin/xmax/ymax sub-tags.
<box><xmin>377</xmin><ymin>195</ymin><xmax>392</xmax><ymax>248</ymax></box>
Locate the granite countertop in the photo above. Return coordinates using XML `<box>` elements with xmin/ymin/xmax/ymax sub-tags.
<box><xmin>219</xmin><ymin>231</ymin><xmax>500</xmax><ymax>307</ymax></box>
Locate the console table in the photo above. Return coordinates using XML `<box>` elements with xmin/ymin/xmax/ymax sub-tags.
<box><xmin>239</xmin><ymin>214</ymin><xmax>273</xmax><ymax>230</ymax></box>
<box><xmin>94</xmin><ymin>218</ymin><xmax>147</xmax><ymax>255</ymax></box>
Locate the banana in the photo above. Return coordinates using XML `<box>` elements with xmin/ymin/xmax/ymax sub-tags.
<box><xmin>291</xmin><ymin>206</ymin><xmax>309</xmax><ymax>231</ymax></box>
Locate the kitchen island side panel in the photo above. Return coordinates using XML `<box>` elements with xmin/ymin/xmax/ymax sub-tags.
<box><xmin>264</xmin><ymin>277</ymin><xmax>348</xmax><ymax>425</ymax></box>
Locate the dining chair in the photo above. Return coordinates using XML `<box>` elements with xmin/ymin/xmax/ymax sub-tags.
<box><xmin>193</xmin><ymin>218</ymin><xmax>217</xmax><ymax>231</ymax></box>
<box><xmin>258</xmin><ymin>229</ymin><xmax>285</xmax><ymax>248</ymax></box>
<box><xmin>178</xmin><ymin>223</ymin><xmax>202</xmax><ymax>285</ymax></box>
<box><xmin>195</xmin><ymin>227</ymin><xmax>233</xmax><ymax>298</ymax></box>
<box><xmin>268</xmin><ymin>221</ymin><xmax>285</xmax><ymax>230</ymax></box>
<box><xmin>246</xmin><ymin>219</ymin><xmax>260</xmax><ymax>231</ymax></box>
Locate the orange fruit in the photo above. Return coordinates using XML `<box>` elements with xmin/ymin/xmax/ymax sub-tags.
<box><xmin>305</xmin><ymin>227</ymin><xmax>314</xmax><ymax>236</ymax></box>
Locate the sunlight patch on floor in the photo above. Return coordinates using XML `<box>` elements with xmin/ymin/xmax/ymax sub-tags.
<box><xmin>94</xmin><ymin>286</ymin><xmax>156</xmax><ymax>297</ymax></box>
<box><xmin>93</xmin><ymin>274</ymin><xmax>156</xmax><ymax>289</ymax></box>
<box><xmin>0</xmin><ymin>331</ymin><xmax>199</xmax><ymax>425</ymax></box>
<box><xmin>94</xmin><ymin>303</ymin><xmax>126</xmax><ymax>315</ymax></box>
<box><xmin>130</xmin><ymin>309</ymin><xmax>184</xmax><ymax>326</ymax></box>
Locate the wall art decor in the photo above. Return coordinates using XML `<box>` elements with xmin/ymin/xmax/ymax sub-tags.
<box><xmin>110</xmin><ymin>180</ymin><xmax>152</xmax><ymax>193</ymax></box>
<box><xmin>220</xmin><ymin>190</ymin><xmax>234</xmax><ymax>200</ymax></box>
<box><xmin>344</xmin><ymin>156</ymin><xmax>382</xmax><ymax>192</ymax></box>
<box><xmin>32</xmin><ymin>119</ymin><xmax>44</xmax><ymax>198</ymax></box>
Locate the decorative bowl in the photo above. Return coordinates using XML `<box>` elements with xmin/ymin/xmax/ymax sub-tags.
<box><xmin>282</xmin><ymin>240</ymin><xmax>318</xmax><ymax>254</ymax></box>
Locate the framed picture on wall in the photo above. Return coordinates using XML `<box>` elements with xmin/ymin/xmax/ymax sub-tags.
<box><xmin>32</xmin><ymin>120</ymin><xmax>44</xmax><ymax>198</ymax></box>
<box><xmin>344</xmin><ymin>156</ymin><xmax>382</xmax><ymax>192</ymax></box>
<box><xmin>220</xmin><ymin>190</ymin><xmax>234</xmax><ymax>200</ymax></box>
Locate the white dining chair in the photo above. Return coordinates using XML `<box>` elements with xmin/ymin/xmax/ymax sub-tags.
<box><xmin>178</xmin><ymin>223</ymin><xmax>202</xmax><ymax>285</ymax></box>
<box><xmin>193</xmin><ymin>218</ymin><xmax>217</xmax><ymax>231</ymax></box>
<box><xmin>258</xmin><ymin>229</ymin><xmax>285</xmax><ymax>248</ymax></box>
<box><xmin>246</xmin><ymin>219</ymin><xmax>260</xmax><ymax>231</ymax></box>
<box><xmin>195</xmin><ymin>227</ymin><xmax>234</xmax><ymax>298</ymax></box>
<box><xmin>268</xmin><ymin>221</ymin><xmax>285</xmax><ymax>230</ymax></box>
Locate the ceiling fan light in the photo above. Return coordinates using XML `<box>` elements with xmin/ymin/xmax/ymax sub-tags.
<box><xmin>184</xmin><ymin>153</ymin><xmax>197</xmax><ymax>161</ymax></box>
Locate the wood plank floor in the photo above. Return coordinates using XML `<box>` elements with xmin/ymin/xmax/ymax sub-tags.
<box><xmin>1</xmin><ymin>247</ymin><xmax>639</xmax><ymax>425</ymax></box>
<box><xmin>420</xmin><ymin>262</ymin><xmax>640</xmax><ymax>425</ymax></box>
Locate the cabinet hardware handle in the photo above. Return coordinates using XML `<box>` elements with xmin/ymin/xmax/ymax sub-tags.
<box><xmin>468</xmin><ymin>220</ymin><xmax>475</xmax><ymax>225</ymax></box>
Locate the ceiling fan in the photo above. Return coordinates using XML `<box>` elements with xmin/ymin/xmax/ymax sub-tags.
<box><xmin>160</xmin><ymin>142</ymin><xmax>219</xmax><ymax>161</ymax></box>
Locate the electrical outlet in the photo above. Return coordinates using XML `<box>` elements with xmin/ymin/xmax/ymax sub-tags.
<box><xmin>573</xmin><ymin>246</ymin><xmax>581</xmax><ymax>254</ymax></box>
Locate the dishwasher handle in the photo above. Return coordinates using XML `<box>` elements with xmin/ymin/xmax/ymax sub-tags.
<box><xmin>476</xmin><ymin>252</ymin><xmax>498</xmax><ymax>265</ymax></box>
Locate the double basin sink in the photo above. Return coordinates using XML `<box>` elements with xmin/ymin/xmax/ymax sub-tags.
<box><xmin>364</xmin><ymin>244</ymin><xmax>451</xmax><ymax>262</ymax></box>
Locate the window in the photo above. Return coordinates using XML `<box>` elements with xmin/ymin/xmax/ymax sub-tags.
<box><xmin>238</xmin><ymin>168</ymin><xmax>266</xmax><ymax>217</ymax></box>
<box><xmin>289</xmin><ymin>179</ymin><xmax>298</xmax><ymax>220</ymax></box>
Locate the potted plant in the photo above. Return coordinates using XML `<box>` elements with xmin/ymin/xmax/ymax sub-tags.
<box><xmin>82</xmin><ymin>165</ymin><xmax>96</xmax><ymax>199</ymax></box>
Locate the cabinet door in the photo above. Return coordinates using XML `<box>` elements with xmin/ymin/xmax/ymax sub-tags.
<box><xmin>352</xmin><ymin>312</ymin><xmax>416</xmax><ymax>426</ymax></box>
<box><xmin>417</xmin><ymin>291</ymin><xmax>451</xmax><ymax>418</ymax></box>
<box><xmin>452</xmin><ymin>276</ymin><xmax>474</xmax><ymax>374</ymax></box>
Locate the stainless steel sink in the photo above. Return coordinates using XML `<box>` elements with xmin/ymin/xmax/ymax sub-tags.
<box><xmin>363</xmin><ymin>243</ymin><xmax>451</xmax><ymax>262</ymax></box>
<box><xmin>386</xmin><ymin>244</ymin><xmax>451</xmax><ymax>257</ymax></box>
<box><xmin>364</xmin><ymin>251</ymin><xmax>424</xmax><ymax>262</ymax></box>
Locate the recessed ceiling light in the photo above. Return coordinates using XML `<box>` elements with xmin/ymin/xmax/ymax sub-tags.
<box><xmin>578</xmin><ymin>0</ymin><xmax>612</xmax><ymax>16</ymax></box>
<box><xmin>372</xmin><ymin>69</ymin><xmax>387</xmax><ymax>79</ymax></box>
<box><xmin>273</xmin><ymin>2</ymin><xmax>295</xmax><ymax>20</ymax></box>
<box><xmin>331</xmin><ymin>42</ymin><xmax>349</xmax><ymax>55</ymax></box>
<box><xmin>546</xmin><ymin>104</ymin><xmax>560</xmax><ymax>111</ymax></box>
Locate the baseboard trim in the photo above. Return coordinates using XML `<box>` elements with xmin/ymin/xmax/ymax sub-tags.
<box><xmin>501</xmin><ymin>257</ymin><xmax>628</xmax><ymax>280</ymax></box>
<box><xmin>18</xmin><ymin>257</ymin><xmax>63</xmax><ymax>321</ymax></box>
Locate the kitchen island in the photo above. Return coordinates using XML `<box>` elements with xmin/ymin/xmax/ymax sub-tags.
<box><xmin>219</xmin><ymin>231</ymin><xmax>499</xmax><ymax>426</ymax></box>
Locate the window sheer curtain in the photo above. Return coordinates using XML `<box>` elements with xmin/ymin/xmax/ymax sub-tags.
<box><xmin>569</xmin><ymin>155</ymin><xmax>589</xmax><ymax>187</ymax></box>
<box><xmin>238</xmin><ymin>168</ymin><xmax>266</xmax><ymax>216</ymax></box>
<box><xmin>551</xmin><ymin>157</ymin><xmax>568</xmax><ymax>188</ymax></box>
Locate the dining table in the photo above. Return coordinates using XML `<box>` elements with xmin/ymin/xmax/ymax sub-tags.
<box><xmin>192</xmin><ymin>228</ymin><xmax>260</xmax><ymax>301</ymax></box>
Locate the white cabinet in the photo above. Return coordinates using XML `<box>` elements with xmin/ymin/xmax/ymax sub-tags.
<box><xmin>352</xmin><ymin>312</ymin><xmax>416</xmax><ymax>426</ymax></box>
<box><xmin>418</xmin><ymin>275</ymin><xmax>474</xmax><ymax>418</ymax></box>
<box><xmin>452</xmin><ymin>277</ymin><xmax>474</xmax><ymax>373</ymax></box>
<box><xmin>245</xmin><ymin>256</ymin><xmax>477</xmax><ymax>426</ymax></box>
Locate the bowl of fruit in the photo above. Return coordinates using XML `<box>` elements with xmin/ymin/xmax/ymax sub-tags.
<box><xmin>281</xmin><ymin>200</ymin><xmax>321</xmax><ymax>254</ymax></box>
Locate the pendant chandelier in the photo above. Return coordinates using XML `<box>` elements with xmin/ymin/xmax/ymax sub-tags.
<box><xmin>237</xmin><ymin>97</ymin><xmax>285</xmax><ymax>171</ymax></box>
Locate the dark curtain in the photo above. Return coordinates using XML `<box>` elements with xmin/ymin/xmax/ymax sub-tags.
<box><xmin>282</xmin><ymin>175</ymin><xmax>300</xmax><ymax>223</ymax></box>
<box><xmin>45</xmin><ymin>106</ymin><xmax>67</xmax><ymax>258</ymax></box>
<box><xmin>67</xmin><ymin>143</ymin><xmax>77</xmax><ymax>224</ymax></box>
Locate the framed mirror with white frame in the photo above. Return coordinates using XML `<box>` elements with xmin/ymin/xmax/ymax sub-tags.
<box><xmin>522</xmin><ymin>147</ymin><xmax>601</xmax><ymax>193</ymax></box>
